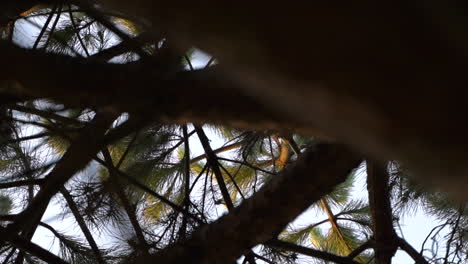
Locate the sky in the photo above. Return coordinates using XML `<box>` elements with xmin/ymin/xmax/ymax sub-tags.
<box><xmin>19</xmin><ymin>128</ymin><xmax>444</xmax><ymax>263</ymax></box>
<box><xmin>3</xmin><ymin>11</ymin><xmax>450</xmax><ymax>264</ymax></box>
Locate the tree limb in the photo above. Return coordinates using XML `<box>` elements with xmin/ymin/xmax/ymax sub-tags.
<box><xmin>134</xmin><ymin>144</ymin><xmax>361</xmax><ymax>264</ymax></box>
<box><xmin>366</xmin><ymin>161</ymin><xmax>398</xmax><ymax>264</ymax></box>
<box><xmin>268</xmin><ymin>240</ymin><xmax>360</xmax><ymax>264</ymax></box>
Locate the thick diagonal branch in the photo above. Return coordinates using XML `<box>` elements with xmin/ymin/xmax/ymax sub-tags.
<box><xmin>134</xmin><ymin>144</ymin><xmax>361</xmax><ymax>264</ymax></box>
<box><xmin>4</xmin><ymin>111</ymin><xmax>118</xmax><ymax>247</ymax></box>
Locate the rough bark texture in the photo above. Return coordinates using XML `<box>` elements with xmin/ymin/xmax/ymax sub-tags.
<box><xmin>133</xmin><ymin>144</ymin><xmax>361</xmax><ymax>264</ymax></box>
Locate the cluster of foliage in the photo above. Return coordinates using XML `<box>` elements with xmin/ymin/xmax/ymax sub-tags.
<box><xmin>0</xmin><ymin>2</ymin><xmax>466</xmax><ymax>264</ymax></box>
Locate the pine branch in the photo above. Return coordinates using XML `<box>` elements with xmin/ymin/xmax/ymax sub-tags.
<box><xmin>268</xmin><ymin>240</ymin><xmax>360</xmax><ymax>264</ymax></box>
<box><xmin>94</xmin><ymin>157</ymin><xmax>203</xmax><ymax>224</ymax></box>
<box><xmin>4</xmin><ymin>111</ymin><xmax>119</xmax><ymax>249</ymax></box>
<box><xmin>366</xmin><ymin>161</ymin><xmax>397</xmax><ymax>263</ymax></box>
<box><xmin>0</xmin><ymin>179</ymin><xmax>44</xmax><ymax>189</ymax></box>
<box><xmin>397</xmin><ymin>237</ymin><xmax>429</xmax><ymax>264</ymax></box>
<box><xmin>11</xmin><ymin>105</ymin><xmax>83</xmax><ymax>126</ymax></box>
<box><xmin>195</xmin><ymin>125</ymin><xmax>234</xmax><ymax>209</ymax></box>
<box><xmin>190</xmin><ymin>142</ymin><xmax>243</xmax><ymax>164</ymax></box>
<box><xmin>60</xmin><ymin>188</ymin><xmax>106</xmax><ymax>264</ymax></box>
<box><xmin>178</xmin><ymin>125</ymin><xmax>191</xmax><ymax>240</ymax></box>
<box><xmin>347</xmin><ymin>239</ymin><xmax>374</xmax><ymax>260</ymax></box>
<box><xmin>0</xmin><ymin>42</ymin><xmax>315</xmax><ymax>137</ymax></box>
<box><xmin>134</xmin><ymin>144</ymin><xmax>361</xmax><ymax>264</ymax></box>
<box><xmin>102</xmin><ymin>148</ymin><xmax>149</xmax><ymax>253</ymax></box>
<box><xmin>0</xmin><ymin>225</ymin><xmax>68</xmax><ymax>264</ymax></box>
<box><xmin>289</xmin><ymin>136</ymin><xmax>355</xmax><ymax>255</ymax></box>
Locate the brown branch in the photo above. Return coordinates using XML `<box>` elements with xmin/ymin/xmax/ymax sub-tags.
<box><xmin>366</xmin><ymin>161</ymin><xmax>397</xmax><ymax>264</ymax></box>
<box><xmin>268</xmin><ymin>240</ymin><xmax>360</xmax><ymax>264</ymax></box>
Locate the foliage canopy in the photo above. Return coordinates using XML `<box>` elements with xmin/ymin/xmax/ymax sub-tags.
<box><xmin>0</xmin><ymin>2</ymin><xmax>467</xmax><ymax>264</ymax></box>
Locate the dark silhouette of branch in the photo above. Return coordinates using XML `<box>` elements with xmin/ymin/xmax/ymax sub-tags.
<box><xmin>0</xmin><ymin>179</ymin><xmax>44</xmax><ymax>189</ymax></box>
<box><xmin>179</xmin><ymin>125</ymin><xmax>191</xmax><ymax>240</ymax></box>
<box><xmin>60</xmin><ymin>188</ymin><xmax>106</xmax><ymax>264</ymax></box>
<box><xmin>347</xmin><ymin>239</ymin><xmax>374</xmax><ymax>260</ymax></box>
<box><xmin>89</xmin><ymin>32</ymin><xmax>153</xmax><ymax>61</ymax></box>
<box><xmin>366</xmin><ymin>161</ymin><xmax>398</xmax><ymax>263</ymax></box>
<box><xmin>268</xmin><ymin>240</ymin><xmax>360</xmax><ymax>264</ymax></box>
<box><xmin>11</xmin><ymin>105</ymin><xmax>83</xmax><ymax>126</ymax></box>
<box><xmin>194</xmin><ymin>125</ymin><xmax>256</xmax><ymax>263</ymax></box>
<box><xmin>102</xmin><ymin>148</ymin><xmax>149</xmax><ymax>253</ymax></box>
<box><xmin>190</xmin><ymin>142</ymin><xmax>243</xmax><ymax>164</ymax></box>
<box><xmin>94</xmin><ymin>157</ymin><xmax>203</xmax><ymax>224</ymax></box>
<box><xmin>195</xmin><ymin>125</ymin><xmax>234</xmax><ymax>209</ymax></box>
<box><xmin>0</xmin><ymin>226</ymin><xmax>68</xmax><ymax>264</ymax></box>
<box><xmin>3</xmin><ymin>132</ymin><xmax>50</xmax><ymax>145</ymax></box>
<box><xmin>397</xmin><ymin>237</ymin><xmax>430</xmax><ymax>264</ymax></box>
<box><xmin>7</xmin><ymin>112</ymin><xmax>118</xmax><ymax>236</ymax></box>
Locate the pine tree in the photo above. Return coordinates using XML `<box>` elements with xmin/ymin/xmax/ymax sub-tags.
<box><xmin>0</xmin><ymin>2</ymin><xmax>466</xmax><ymax>264</ymax></box>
